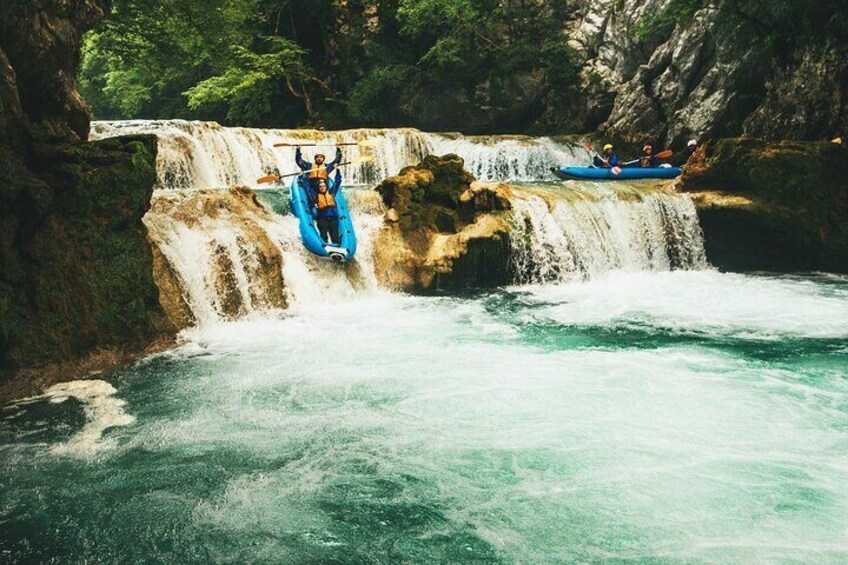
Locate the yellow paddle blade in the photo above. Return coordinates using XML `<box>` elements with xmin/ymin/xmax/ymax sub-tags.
<box><xmin>256</xmin><ymin>174</ymin><xmax>280</xmax><ymax>184</ymax></box>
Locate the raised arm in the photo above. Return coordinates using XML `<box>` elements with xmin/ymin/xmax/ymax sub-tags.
<box><xmin>326</xmin><ymin>147</ymin><xmax>343</xmax><ymax>173</ymax></box>
<box><xmin>295</xmin><ymin>147</ymin><xmax>311</xmax><ymax>171</ymax></box>
<box><xmin>304</xmin><ymin>180</ymin><xmax>318</xmax><ymax>205</ymax></box>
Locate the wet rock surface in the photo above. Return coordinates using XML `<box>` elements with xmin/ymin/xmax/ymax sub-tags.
<box><xmin>374</xmin><ymin>155</ymin><xmax>514</xmax><ymax>291</ymax></box>
<box><xmin>680</xmin><ymin>138</ymin><xmax>848</xmax><ymax>272</ymax></box>
<box><xmin>0</xmin><ymin>0</ymin><xmax>170</xmax><ymax>390</ymax></box>
<box><xmin>144</xmin><ymin>187</ymin><xmax>288</xmax><ymax>327</ymax></box>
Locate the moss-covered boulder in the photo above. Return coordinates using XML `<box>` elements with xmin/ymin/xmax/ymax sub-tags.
<box><xmin>0</xmin><ymin>0</ymin><xmax>173</xmax><ymax>397</ymax></box>
<box><xmin>377</xmin><ymin>154</ymin><xmax>476</xmax><ymax>233</ymax></box>
<box><xmin>680</xmin><ymin>137</ymin><xmax>848</xmax><ymax>271</ymax></box>
<box><xmin>1</xmin><ymin>135</ymin><xmax>173</xmax><ymax>389</ymax></box>
<box><xmin>374</xmin><ymin>155</ymin><xmax>514</xmax><ymax>291</ymax></box>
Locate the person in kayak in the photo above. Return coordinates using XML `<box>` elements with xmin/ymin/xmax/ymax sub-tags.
<box><xmin>639</xmin><ymin>145</ymin><xmax>658</xmax><ymax>168</ymax></box>
<box><xmin>594</xmin><ymin>144</ymin><xmax>620</xmax><ymax>168</ymax></box>
<box><xmin>296</xmin><ymin>146</ymin><xmax>342</xmax><ymax>188</ymax></box>
<box><xmin>685</xmin><ymin>139</ymin><xmax>700</xmax><ymax>160</ymax></box>
<box><xmin>306</xmin><ymin>176</ymin><xmax>341</xmax><ymax>244</ymax></box>
<box><xmin>672</xmin><ymin>139</ymin><xmax>700</xmax><ymax>167</ymax></box>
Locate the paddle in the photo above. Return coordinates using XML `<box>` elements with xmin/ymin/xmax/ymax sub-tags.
<box><xmin>622</xmin><ymin>149</ymin><xmax>674</xmax><ymax>167</ymax></box>
<box><xmin>272</xmin><ymin>139</ymin><xmax>380</xmax><ymax>148</ymax></box>
<box><xmin>256</xmin><ymin>155</ymin><xmax>374</xmax><ymax>185</ymax></box>
<box><xmin>585</xmin><ymin>141</ymin><xmax>620</xmax><ymax>174</ymax></box>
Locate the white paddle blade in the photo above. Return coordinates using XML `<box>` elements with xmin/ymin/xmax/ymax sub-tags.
<box><xmin>352</xmin><ymin>155</ymin><xmax>375</xmax><ymax>165</ymax></box>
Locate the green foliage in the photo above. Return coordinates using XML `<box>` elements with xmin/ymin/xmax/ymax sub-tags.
<box><xmin>348</xmin><ymin>65</ymin><xmax>412</xmax><ymax>123</ymax></box>
<box><xmin>541</xmin><ymin>40</ymin><xmax>582</xmax><ymax>91</ymax></box>
<box><xmin>81</xmin><ymin>0</ymin><xmax>580</xmax><ymax>129</ymax></box>
<box><xmin>397</xmin><ymin>0</ymin><xmax>478</xmax><ymax>38</ymax></box>
<box><xmin>80</xmin><ymin>0</ymin><xmax>271</xmax><ymax>120</ymax></box>
<box><xmin>730</xmin><ymin>0</ymin><xmax>848</xmax><ymax>60</ymax></box>
<box><xmin>632</xmin><ymin>0</ymin><xmax>707</xmax><ymax>44</ymax></box>
<box><xmin>103</xmin><ymin>69</ymin><xmax>153</xmax><ymax>116</ymax></box>
<box><xmin>184</xmin><ymin>37</ymin><xmax>310</xmax><ymax>125</ymax></box>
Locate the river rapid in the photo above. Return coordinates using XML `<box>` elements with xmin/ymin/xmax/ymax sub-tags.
<box><xmin>1</xmin><ymin>122</ymin><xmax>846</xmax><ymax>563</ymax></box>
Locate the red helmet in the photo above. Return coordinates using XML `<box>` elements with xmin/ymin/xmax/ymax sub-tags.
<box><xmin>643</xmin><ymin>145</ymin><xmax>653</xmax><ymax>153</ymax></box>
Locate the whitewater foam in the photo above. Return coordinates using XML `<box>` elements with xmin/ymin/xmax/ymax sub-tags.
<box><xmin>11</xmin><ymin>380</ymin><xmax>135</xmax><ymax>455</ymax></box>
<box><xmin>511</xmin><ymin>270</ymin><xmax>848</xmax><ymax>340</ymax></box>
<box><xmin>510</xmin><ymin>187</ymin><xmax>706</xmax><ymax>283</ymax></box>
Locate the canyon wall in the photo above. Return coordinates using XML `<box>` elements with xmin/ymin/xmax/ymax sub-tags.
<box><xmin>0</xmin><ymin>0</ymin><xmax>171</xmax><ymax>388</ymax></box>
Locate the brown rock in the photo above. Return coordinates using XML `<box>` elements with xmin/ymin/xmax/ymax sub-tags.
<box><xmin>144</xmin><ymin>186</ymin><xmax>288</xmax><ymax>324</ymax></box>
<box><xmin>385</xmin><ymin>208</ymin><xmax>400</xmax><ymax>222</ymax></box>
<box><xmin>373</xmin><ymin>155</ymin><xmax>514</xmax><ymax>291</ymax></box>
<box><xmin>678</xmin><ymin>137</ymin><xmax>848</xmax><ymax>272</ymax></box>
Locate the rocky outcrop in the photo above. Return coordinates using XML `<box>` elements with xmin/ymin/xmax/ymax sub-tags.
<box><xmin>0</xmin><ymin>0</ymin><xmax>109</xmax><ymax>143</ymax></box>
<box><xmin>0</xmin><ymin>135</ymin><xmax>173</xmax><ymax>387</ymax></box>
<box><xmin>565</xmin><ymin>0</ymin><xmax>847</xmax><ymax>145</ymax></box>
<box><xmin>374</xmin><ymin>155</ymin><xmax>514</xmax><ymax>290</ymax></box>
<box><xmin>144</xmin><ymin>187</ymin><xmax>288</xmax><ymax>327</ymax></box>
<box><xmin>680</xmin><ymin>138</ymin><xmax>848</xmax><ymax>272</ymax></box>
<box><xmin>1</xmin><ymin>0</ymin><xmax>171</xmax><ymax>392</ymax></box>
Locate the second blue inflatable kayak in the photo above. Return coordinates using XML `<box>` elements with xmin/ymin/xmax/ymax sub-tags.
<box><xmin>553</xmin><ymin>166</ymin><xmax>682</xmax><ymax>181</ymax></box>
<box><xmin>290</xmin><ymin>172</ymin><xmax>357</xmax><ymax>262</ymax></box>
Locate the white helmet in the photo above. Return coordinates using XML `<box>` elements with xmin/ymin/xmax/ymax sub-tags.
<box><xmin>687</xmin><ymin>139</ymin><xmax>698</xmax><ymax>148</ymax></box>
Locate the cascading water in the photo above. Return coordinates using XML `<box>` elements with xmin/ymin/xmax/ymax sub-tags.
<box><xmin>509</xmin><ymin>184</ymin><xmax>707</xmax><ymax>283</ymax></box>
<box><xmin>91</xmin><ymin>120</ymin><xmax>585</xmax><ymax>187</ymax></box>
<box><xmin>5</xmin><ymin>121</ymin><xmax>847</xmax><ymax>563</ymax></box>
<box><xmin>144</xmin><ymin>187</ymin><xmax>385</xmax><ymax>325</ymax></box>
<box><xmin>93</xmin><ymin>120</ymin><xmax>707</xmax><ymax>327</ymax></box>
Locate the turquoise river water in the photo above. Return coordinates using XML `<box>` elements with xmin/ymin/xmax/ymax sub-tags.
<box><xmin>2</xmin><ymin>270</ymin><xmax>847</xmax><ymax>563</ymax></box>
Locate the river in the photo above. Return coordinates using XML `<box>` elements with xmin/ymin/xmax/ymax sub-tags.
<box><xmin>1</xmin><ymin>122</ymin><xmax>846</xmax><ymax>563</ymax></box>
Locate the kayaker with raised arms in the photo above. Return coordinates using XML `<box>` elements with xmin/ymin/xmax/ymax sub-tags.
<box><xmin>295</xmin><ymin>145</ymin><xmax>343</xmax><ymax>188</ymax></box>
<box><xmin>305</xmin><ymin>175</ymin><xmax>341</xmax><ymax>244</ymax></box>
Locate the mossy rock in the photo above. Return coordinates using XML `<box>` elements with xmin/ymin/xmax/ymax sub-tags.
<box><xmin>377</xmin><ymin>154</ymin><xmax>476</xmax><ymax>234</ymax></box>
<box><xmin>681</xmin><ymin>137</ymin><xmax>848</xmax><ymax>272</ymax></box>
<box><xmin>1</xmin><ymin>135</ymin><xmax>173</xmax><ymax>376</ymax></box>
<box><xmin>373</xmin><ymin>155</ymin><xmax>515</xmax><ymax>291</ymax></box>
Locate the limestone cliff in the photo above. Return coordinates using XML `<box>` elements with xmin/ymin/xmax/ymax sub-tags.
<box><xmin>0</xmin><ymin>0</ymin><xmax>171</xmax><ymax>390</ymax></box>
<box><xmin>564</xmin><ymin>0</ymin><xmax>847</xmax><ymax>145</ymax></box>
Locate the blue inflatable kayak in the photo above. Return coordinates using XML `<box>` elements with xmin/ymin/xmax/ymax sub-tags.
<box><xmin>553</xmin><ymin>166</ymin><xmax>682</xmax><ymax>181</ymax></box>
<box><xmin>290</xmin><ymin>172</ymin><xmax>357</xmax><ymax>262</ymax></box>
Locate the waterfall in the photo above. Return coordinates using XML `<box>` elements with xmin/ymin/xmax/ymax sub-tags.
<box><xmin>92</xmin><ymin>120</ymin><xmax>707</xmax><ymax>327</ymax></box>
<box><xmin>144</xmin><ymin>187</ymin><xmax>385</xmax><ymax>326</ymax></box>
<box><xmin>509</xmin><ymin>184</ymin><xmax>707</xmax><ymax>284</ymax></box>
<box><xmin>91</xmin><ymin>120</ymin><xmax>584</xmax><ymax>187</ymax></box>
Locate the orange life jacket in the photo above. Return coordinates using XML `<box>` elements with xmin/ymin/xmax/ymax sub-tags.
<box><xmin>316</xmin><ymin>191</ymin><xmax>336</xmax><ymax>210</ymax></box>
<box><xmin>308</xmin><ymin>164</ymin><xmax>329</xmax><ymax>180</ymax></box>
